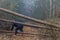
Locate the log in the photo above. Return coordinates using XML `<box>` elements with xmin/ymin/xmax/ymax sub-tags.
<box><xmin>0</xmin><ymin>18</ymin><xmax>60</xmax><ymax>31</ymax></box>
<box><xmin>0</xmin><ymin>8</ymin><xmax>60</xmax><ymax>28</ymax></box>
<box><xmin>0</xmin><ymin>30</ymin><xmax>51</xmax><ymax>37</ymax></box>
<box><xmin>0</xmin><ymin>18</ymin><xmax>50</xmax><ymax>29</ymax></box>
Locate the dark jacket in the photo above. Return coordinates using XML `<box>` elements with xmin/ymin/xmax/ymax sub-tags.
<box><xmin>11</xmin><ymin>23</ymin><xmax>23</xmax><ymax>32</ymax></box>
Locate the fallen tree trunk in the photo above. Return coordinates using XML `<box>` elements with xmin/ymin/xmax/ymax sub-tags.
<box><xmin>0</xmin><ymin>18</ymin><xmax>50</xmax><ymax>29</ymax></box>
<box><xmin>0</xmin><ymin>8</ymin><xmax>60</xmax><ymax>28</ymax></box>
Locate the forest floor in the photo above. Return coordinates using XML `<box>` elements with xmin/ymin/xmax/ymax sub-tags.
<box><xmin>46</xmin><ymin>18</ymin><xmax>60</xmax><ymax>25</ymax></box>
